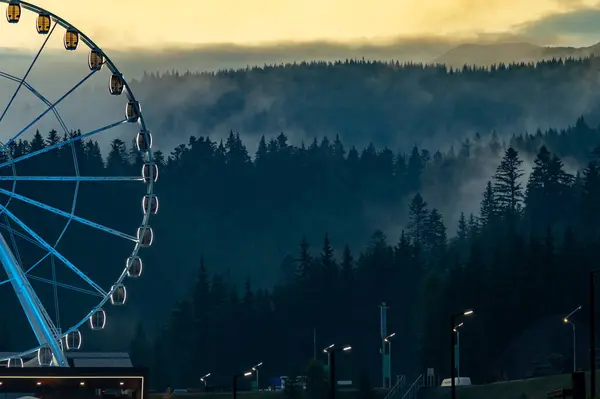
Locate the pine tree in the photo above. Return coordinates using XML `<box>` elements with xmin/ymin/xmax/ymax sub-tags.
<box><xmin>295</xmin><ymin>237</ymin><xmax>312</xmax><ymax>282</ymax></box>
<box><xmin>340</xmin><ymin>244</ymin><xmax>354</xmax><ymax>282</ymax></box>
<box><xmin>46</xmin><ymin>129</ymin><xmax>60</xmax><ymax>146</ymax></box>
<box><xmin>406</xmin><ymin>146</ymin><xmax>424</xmax><ymax>191</ymax></box>
<box><xmin>525</xmin><ymin>146</ymin><xmax>573</xmax><ymax>228</ymax></box>
<box><xmin>468</xmin><ymin>213</ymin><xmax>479</xmax><ymax>238</ymax></box>
<box><xmin>255</xmin><ymin>135</ymin><xmax>268</xmax><ymax>166</ymax></box>
<box><xmin>192</xmin><ymin>257</ymin><xmax>211</xmax><ymax>321</ymax></box>
<box><xmin>425</xmin><ymin>208</ymin><xmax>446</xmax><ymax>253</ymax></box>
<box><xmin>493</xmin><ymin>147</ymin><xmax>524</xmax><ymax>223</ymax></box>
<box><xmin>408</xmin><ymin>193</ymin><xmax>429</xmax><ymax>247</ymax></box>
<box><xmin>480</xmin><ymin>181</ymin><xmax>498</xmax><ymax>227</ymax></box>
<box><xmin>30</xmin><ymin>130</ymin><xmax>45</xmax><ymax>152</ymax></box>
<box><xmin>332</xmin><ymin>134</ymin><xmax>345</xmax><ymax>160</ymax></box>
<box><xmin>581</xmin><ymin>159</ymin><xmax>600</xmax><ymax>235</ymax></box>
<box><xmin>457</xmin><ymin>212</ymin><xmax>468</xmax><ymax>242</ymax></box>
<box><xmin>106</xmin><ymin>138</ymin><xmax>129</xmax><ymax>174</ymax></box>
<box><xmin>321</xmin><ymin>233</ymin><xmax>335</xmax><ymax>271</ymax></box>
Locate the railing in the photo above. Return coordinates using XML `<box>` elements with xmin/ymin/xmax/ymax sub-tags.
<box><xmin>383</xmin><ymin>375</ymin><xmax>407</xmax><ymax>399</ymax></box>
<box><xmin>402</xmin><ymin>374</ymin><xmax>424</xmax><ymax>399</ymax></box>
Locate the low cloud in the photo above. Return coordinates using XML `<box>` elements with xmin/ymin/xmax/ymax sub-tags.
<box><xmin>515</xmin><ymin>7</ymin><xmax>600</xmax><ymax>44</ymax></box>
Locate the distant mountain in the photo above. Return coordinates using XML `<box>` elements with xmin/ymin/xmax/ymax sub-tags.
<box><xmin>432</xmin><ymin>41</ymin><xmax>600</xmax><ymax>67</ymax></box>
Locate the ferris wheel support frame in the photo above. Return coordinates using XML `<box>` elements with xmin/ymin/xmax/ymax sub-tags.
<box><xmin>0</xmin><ymin>232</ymin><xmax>67</xmax><ymax>366</ymax></box>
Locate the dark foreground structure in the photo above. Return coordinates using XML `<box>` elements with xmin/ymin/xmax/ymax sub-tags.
<box><xmin>0</xmin><ymin>367</ymin><xmax>147</xmax><ymax>399</ymax></box>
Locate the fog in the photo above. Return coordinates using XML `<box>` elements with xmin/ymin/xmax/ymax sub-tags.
<box><xmin>0</xmin><ymin>25</ymin><xmax>595</xmax><ymax>252</ymax></box>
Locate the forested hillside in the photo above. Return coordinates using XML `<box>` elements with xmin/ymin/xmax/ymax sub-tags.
<box><xmin>0</xmin><ymin>115</ymin><xmax>599</xmax><ymax>372</ymax></box>
<box><xmin>2</xmin><ymin>56</ymin><xmax>600</xmax><ymax>384</ymax></box>
<box><xmin>132</xmin><ymin>57</ymin><xmax>600</xmax><ymax>150</ymax></box>
<box><xmin>133</xmin><ymin>121</ymin><xmax>600</xmax><ymax>389</ymax></box>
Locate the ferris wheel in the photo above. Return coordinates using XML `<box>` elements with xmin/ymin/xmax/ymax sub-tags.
<box><xmin>0</xmin><ymin>0</ymin><xmax>157</xmax><ymax>367</ymax></box>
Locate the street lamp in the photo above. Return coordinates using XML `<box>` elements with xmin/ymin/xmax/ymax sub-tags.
<box><xmin>451</xmin><ymin>309</ymin><xmax>474</xmax><ymax>399</ymax></box>
<box><xmin>324</xmin><ymin>345</ymin><xmax>352</xmax><ymax>399</ymax></box>
<box><xmin>590</xmin><ymin>269</ymin><xmax>600</xmax><ymax>399</ymax></box>
<box><xmin>563</xmin><ymin>306</ymin><xmax>582</xmax><ymax>373</ymax></box>
<box><xmin>200</xmin><ymin>373</ymin><xmax>211</xmax><ymax>388</ymax></box>
<box><xmin>252</xmin><ymin>362</ymin><xmax>263</xmax><ymax>391</ymax></box>
<box><xmin>323</xmin><ymin>344</ymin><xmax>335</xmax><ymax>366</ymax></box>
<box><xmin>232</xmin><ymin>371</ymin><xmax>252</xmax><ymax>399</ymax></box>
<box><xmin>384</xmin><ymin>332</ymin><xmax>395</xmax><ymax>388</ymax></box>
<box><xmin>453</xmin><ymin>323</ymin><xmax>464</xmax><ymax>379</ymax></box>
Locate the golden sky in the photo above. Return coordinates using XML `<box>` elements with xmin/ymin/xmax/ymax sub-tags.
<box><xmin>1</xmin><ymin>0</ymin><xmax>599</xmax><ymax>49</ymax></box>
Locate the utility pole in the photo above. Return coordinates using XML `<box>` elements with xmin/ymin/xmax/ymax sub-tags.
<box><xmin>380</xmin><ymin>302</ymin><xmax>391</xmax><ymax>389</ymax></box>
<box><xmin>313</xmin><ymin>327</ymin><xmax>317</xmax><ymax>360</ymax></box>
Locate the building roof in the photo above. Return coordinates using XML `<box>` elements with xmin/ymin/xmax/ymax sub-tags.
<box><xmin>0</xmin><ymin>352</ymin><xmax>132</xmax><ymax>368</ymax></box>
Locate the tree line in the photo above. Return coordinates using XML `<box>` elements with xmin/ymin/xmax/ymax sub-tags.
<box><xmin>135</xmin><ymin>56</ymin><xmax>600</xmax><ymax>151</ymax></box>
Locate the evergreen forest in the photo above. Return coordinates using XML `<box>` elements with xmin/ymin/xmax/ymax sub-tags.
<box><xmin>136</xmin><ymin>57</ymin><xmax>600</xmax><ymax>150</ymax></box>
<box><xmin>2</xmin><ymin>58</ymin><xmax>600</xmax><ymax>390</ymax></box>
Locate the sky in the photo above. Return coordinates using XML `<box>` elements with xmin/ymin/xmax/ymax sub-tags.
<box><xmin>2</xmin><ymin>0</ymin><xmax>600</xmax><ymax>51</ymax></box>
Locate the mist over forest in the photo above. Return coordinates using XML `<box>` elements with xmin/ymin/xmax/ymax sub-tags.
<box><xmin>5</xmin><ymin>40</ymin><xmax>600</xmax><ymax>384</ymax></box>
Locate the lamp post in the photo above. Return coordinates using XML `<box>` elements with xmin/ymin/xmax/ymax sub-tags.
<box><xmin>384</xmin><ymin>332</ymin><xmax>395</xmax><ymax>388</ymax></box>
<box><xmin>453</xmin><ymin>323</ymin><xmax>464</xmax><ymax>379</ymax></box>
<box><xmin>323</xmin><ymin>344</ymin><xmax>334</xmax><ymax>367</ymax></box>
<box><xmin>451</xmin><ymin>309</ymin><xmax>474</xmax><ymax>399</ymax></box>
<box><xmin>252</xmin><ymin>362</ymin><xmax>263</xmax><ymax>391</ymax></box>
<box><xmin>563</xmin><ymin>306</ymin><xmax>582</xmax><ymax>373</ymax></box>
<box><xmin>590</xmin><ymin>270</ymin><xmax>600</xmax><ymax>399</ymax></box>
<box><xmin>324</xmin><ymin>345</ymin><xmax>352</xmax><ymax>399</ymax></box>
<box><xmin>200</xmin><ymin>373</ymin><xmax>211</xmax><ymax>389</ymax></box>
<box><xmin>232</xmin><ymin>371</ymin><xmax>252</xmax><ymax>399</ymax></box>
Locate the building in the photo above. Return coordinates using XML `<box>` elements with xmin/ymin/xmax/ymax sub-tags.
<box><xmin>0</xmin><ymin>352</ymin><xmax>132</xmax><ymax>368</ymax></box>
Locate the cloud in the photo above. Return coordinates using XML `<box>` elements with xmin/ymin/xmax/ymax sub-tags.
<box><xmin>514</xmin><ymin>6</ymin><xmax>600</xmax><ymax>44</ymax></box>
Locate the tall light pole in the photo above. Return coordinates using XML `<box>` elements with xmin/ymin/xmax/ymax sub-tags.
<box><xmin>564</xmin><ymin>305</ymin><xmax>582</xmax><ymax>373</ymax></box>
<box><xmin>590</xmin><ymin>270</ymin><xmax>600</xmax><ymax>399</ymax></box>
<box><xmin>323</xmin><ymin>344</ymin><xmax>335</xmax><ymax>367</ymax></box>
<box><xmin>380</xmin><ymin>302</ymin><xmax>391</xmax><ymax>388</ymax></box>
<box><xmin>233</xmin><ymin>371</ymin><xmax>252</xmax><ymax>399</ymax></box>
<box><xmin>451</xmin><ymin>309</ymin><xmax>474</xmax><ymax>399</ymax></box>
<box><xmin>384</xmin><ymin>332</ymin><xmax>395</xmax><ymax>388</ymax></box>
<box><xmin>200</xmin><ymin>373</ymin><xmax>211</xmax><ymax>389</ymax></box>
<box><xmin>252</xmin><ymin>362</ymin><xmax>263</xmax><ymax>391</ymax></box>
<box><xmin>324</xmin><ymin>345</ymin><xmax>352</xmax><ymax>399</ymax></box>
<box><xmin>453</xmin><ymin>323</ymin><xmax>464</xmax><ymax>379</ymax></box>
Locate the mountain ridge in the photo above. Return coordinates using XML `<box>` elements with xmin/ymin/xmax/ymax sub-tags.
<box><xmin>433</xmin><ymin>41</ymin><xmax>600</xmax><ymax>67</ymax></box>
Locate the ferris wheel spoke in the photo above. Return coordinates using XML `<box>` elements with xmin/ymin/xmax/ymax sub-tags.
<box><xmin>50</xmin><ymin>255</ymin><xmax>61</xmax><ymax>329</ymax></box>
<box><xmin>0</xmin><ymin>21</ymin><xmax>57</xmax><ymax>124</ymax></box>
<box><xmin>0</xmin><ymin>186</ymin><xmax>137</xmax><ymax>242</ymax></box>
<box><xmin>3</xmin><ymin>214</ymin><xmax>24</xmax><ymax>272</ymax></box>
<box><xmin>0</xmin><ymin>71</ymin><xmax>71</xmax><ymax>136</ymax></box>
<box><xmin>0</xmin><ymin>203</ymin><xmax>107</xmax><ymax>297</ymax></box>
<box><xmin>28</xmin><ymin>274</ymin><xmax>104</xmax><ymax>297</ymax></box>
<box><xmin>0</xmin><ymin>221</ymin><xmax>42</xmax><ymax>251</ymax></box>
<box><xmin>0</xmin><ymin>69</ymin><xmax>98</xmax><ymax>152</ymax></box>
<box><xmin>0</xmin><ymin>176</ymin><xmax>143</xmax><ymax>182</ymax></box>
<box><xmin>0</xmin><ymin>119</ymin><xmax>128</xmax><ymax>170</ymax></box>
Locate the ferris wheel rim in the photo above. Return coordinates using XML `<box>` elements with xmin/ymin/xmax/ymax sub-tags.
<box><xmin>0</xmin><ymin>0</ymin><xmax>156</xmax><ymax>363</ymax></box>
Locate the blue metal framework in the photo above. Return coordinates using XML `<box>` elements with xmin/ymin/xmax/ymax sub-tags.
<box><xmin>0</xmin><ymin>0</ymin><xmax>157</xmax><ymax>366</ymax></box>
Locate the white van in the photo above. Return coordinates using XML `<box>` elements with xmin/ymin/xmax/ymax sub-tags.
<box><xmin>440</xmin><ymin>377</ymin><xmax>472</xmax><ymax>387</ymax></box>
